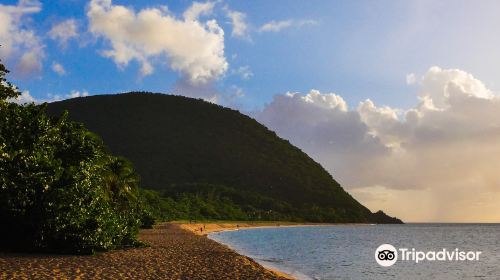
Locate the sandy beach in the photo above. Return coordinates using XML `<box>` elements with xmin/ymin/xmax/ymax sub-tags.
<box><xmin>0</xmin><ymin>223</ymin><xmax>292</xmax><ymax>279</ymax></box>
<box><xmin>178</xmin><ymin>221</ymin><xmax>308</xmax><ymax>235</ymax></box>
<box><xmin>178</xmin><ymin>221</ymin><xmax>365</xmax><ymax>235</ymax></box>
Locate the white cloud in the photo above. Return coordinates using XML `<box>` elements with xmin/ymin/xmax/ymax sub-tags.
<box><xmin>68</xmin><ymin>90</ymin><xmax>89</xmax><ymax>98</ymax></box>
<box><xmin>419</xmin><ymin>66</ymin><xmax>493</xmax><ymax>109</ymax></box>
<box><xmin>46</xmin><ymin>90</ymin><xmax>89</xmax><ymax>102</ymax></box>
<box><xmin>183</xmin><ymin>1</ymin><xmax>215</xmax><ymax>21</ymax></box>
<box><xmin>233</xmin><ymin>65</ymin><xmax>253</xmax><ymax>80</ymax></box>
<box><xmin>255</xmin><ymin>67</ymin><xmax>500</xmax><ymax>222</ymax></box>
<box><xmin>357</xmin><ymin>99</ymin><xmax>403</xmax><ymax>148</ymax></box>
<box><xmin>259</xmin><ymin>20</ymin><xmax>292</xmax><ymax>32</ymax></box>
<box><xmin>9</xmin><ymin>89</ymin><xmax>90</xmax><ymax>104</ymax></box>
<box><xmin>87</xmin><ymin>0</ymin><xmax>228</xmax><ymax>84</ymax></box>
<box><xmin>9</xmin><ymin>90</ymin><xmax>36</xmax><ymax>104</ymax></box>
<box><xmin>406</xmin><ymin>73</ymin><xmax>416</xmax><ymax>85</ymax></box>
<box><xmin>257</xmin><ymin>89</ymin><xmax>386</xmax><ymax>192</ymax></box>
<box><xmin>0</xmin><ymin>0</ymin><xmax>44</xmax><ymax>76</ymax></box>
<box><xmin>224</xmin><ymin>7</ymin><xmax>249</xmax><ymax>39</ymax></box>
<box><xmin>48</xmin><ymin>19</ymin><xmax>78</xmax><ymax>47</ymax></box>
<box><xmin>259</xmin><ymin>19</ymin><xmax>317</xmax><ymax>33</ymax></box>
<box><xmin>51</xmin><ymin>61</ymin><xmax>66</xmax><ymax>76</ymax></box>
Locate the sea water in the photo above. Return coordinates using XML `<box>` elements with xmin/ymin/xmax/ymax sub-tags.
<box><xmin>208</xmin><ymin>224</ymin><xmax>500</xmax><ymax>280</ymax></box>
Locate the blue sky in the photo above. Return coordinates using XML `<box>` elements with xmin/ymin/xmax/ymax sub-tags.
<box><xmin>4</xmin><ymin>0</ymin><xmax>500</xmax><ymax>221</ymax></box>
<box><xmin>4</xmin><ymin>0</ymin><xmax>500</xmax><ymax>111</ymax></box>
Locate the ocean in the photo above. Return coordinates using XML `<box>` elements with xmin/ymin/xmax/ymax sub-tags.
<box><xmin>208</xmin><ymin>224</ymin><xmax>500</xmax><ymax>280</ymax></box>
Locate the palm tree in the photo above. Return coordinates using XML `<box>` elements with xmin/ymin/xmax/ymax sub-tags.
<box><xmin>104</xmin><ymin>156</ymin><xmax>140</xmax><ymax>209</ymax></box>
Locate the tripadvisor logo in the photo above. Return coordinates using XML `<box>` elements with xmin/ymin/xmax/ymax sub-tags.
<box><xmin>375</xmin><ymin>244</ymin><xmax>398</xmax><ymax>267</ymax></box>
<box><xmin>375</xmin><ymin>244</ymin><xmax>482</xmax><ymax>267</ymax></box>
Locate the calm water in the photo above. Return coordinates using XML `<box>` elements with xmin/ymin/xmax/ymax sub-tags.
<box><xmin>208</xmin><ymin>224</ymin><xmax>500</xmax><ymax>280</ymax></box>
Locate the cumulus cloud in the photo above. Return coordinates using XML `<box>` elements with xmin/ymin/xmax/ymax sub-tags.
<box><xmin>71</xmin><ymin>90</ymin><xmax>89</xmax><ymax>98</ymax></box>
<box><xmin>419</xmin><ymin>66</ymin><xmax>493</xmax><ymax>109</ymax></box>
<box><xmin>66</xmin><ymin>90</ymin><xmax>89</xmax><ymax>99</ymax></box>
<box><xmin>224</xmin><ymin>7</ymin><xmax>249</xmax><ymax>39</ymax></box>
<box><xmin>9</xmin><ymin>90</ymin><xmax>36</xmax><ymax>104</ymax></box>
<box><xmin>183</xmin><ymin>1</ymin><xmax>215</xmax><ymax>21</ymax></box>
<box><xmin>48</xmin><ymin>90</ymin><xmax>89</xmax><ymax>102</ymax></box>
<box><xmin>51</xmin><ymin>61</ymin><xmax>66</xmax><ymax>76</ymax></box>
<box><xmin>48</xmin><ymin>19</ymin><xmax>78</xmax><ymax>47</ymax></box>
<box><xmin>0</xmin><ymin>0</ymin><xmax>44</xmax><ymax>76</ymax></box>
<box><xmin>9</xmin><ymin>89</ymin><xmax>89</xmax><ymax>104</ymax></box>
<box><xmin>87</xmin><ymin>0</ymin><xmax>228</xmax><ymax>84</ymax></box>
<box><xmin>255</xmin><ymin>67</ymin><xmax>500</xmax><ymax>222</ymax></box>
<box><xmin>259</xmin><ymin>19</ymin><xmax>317</xmax><ymax>33</ymax></box>
<box><xmin>257</xmin><ymin>90</ymin><xmax>388</xmax><ymax>192</ymax></box>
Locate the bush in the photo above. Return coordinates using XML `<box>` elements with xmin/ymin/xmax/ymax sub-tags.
<box><xmin>0</xmin><ymin>63</ymin><xmax>142</xmax><ymax>254</ymax></box>
<box><xmin>139</xmin><ymin>209</ymin><xmax>156</xmax><ymax>229</ymax></box>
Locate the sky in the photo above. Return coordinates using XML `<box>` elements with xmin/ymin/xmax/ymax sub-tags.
<box><xmin>3</xmin><ymin>0</ymin><xmax>500</xmax><ymax>222</ymax></box>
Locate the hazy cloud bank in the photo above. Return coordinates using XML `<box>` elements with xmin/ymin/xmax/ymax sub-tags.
<box><xmin>256</xmin><ymin>67</ymin><xmax>500</xmax><ymax>222</ymax></box>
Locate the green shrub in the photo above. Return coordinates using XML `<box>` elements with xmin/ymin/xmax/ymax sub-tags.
<box><xmin>138</xmin><ymin>208</ymin><xmax>156</xmax><ymax>229</ymax></box>
<box><xmin>0</xmin><ymin>63</ymin><xmax>142</xmax><ymax>254</ymax></box>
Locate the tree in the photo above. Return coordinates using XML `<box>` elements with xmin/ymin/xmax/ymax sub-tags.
<box><xmin>0</xmin><ymin>61</ymin><xmax>20</xmax><ymax>102</ymax></box>
<box><xmin>104</xmin><ymin>156</ymin><xmax>140</xmax><ymax>208</ymax></box>
<box><xmin>0</xmin><ymin>62</ymin><xmax>142</xmax><ymax>253</ymax></box>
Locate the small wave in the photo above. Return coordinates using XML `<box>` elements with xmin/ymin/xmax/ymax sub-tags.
<box><xmin>260</xmin><ymin>257</ymin><xmax>283</xmax><ymax>263</ymax></box>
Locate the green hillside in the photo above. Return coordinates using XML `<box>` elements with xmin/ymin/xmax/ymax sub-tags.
<box><xmin>46</xmin><ymin>92</ymin><xmax>401</xmax><ymax>223</ymax></box>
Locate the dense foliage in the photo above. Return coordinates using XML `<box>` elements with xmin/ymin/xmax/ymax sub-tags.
<box><xmin>0</xmin><ymin>64</ymin><xmax>145</xmax><ymax>254</ymax></box>
<box><xmin>140</xmin><ymin>184</ymin><xmax>401</xmax><ymax>223</ymax></box>
<box><xmin>47</xmin><ymin>93</ymin><xmax>402</xmax><ymax>224</ymax></box>
<box><xmin>139</xmin><ymin>183</ymin><xmax>353</xmax><ymax>222</ymax></box>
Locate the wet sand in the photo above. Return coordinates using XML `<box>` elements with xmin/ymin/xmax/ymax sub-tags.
<box><xmin>0</xmin><ymin>223</ymin><xmax>291</xmax><ymax>279</ymax></box>
<box><xmin>179</xmin><ymin>221</ymin><xmax>352</xmax><ymax>235</ymax></box>
<box><xmin>178</xmin><ymin>221</ymin><xmax>304</xmax><ymax>235</ymax></box>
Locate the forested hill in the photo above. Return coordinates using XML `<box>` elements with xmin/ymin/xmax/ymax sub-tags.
<box><xmin>46</xmin><ymin>92</ymin><xmax>402</xmax><ymax>224</ymax></box>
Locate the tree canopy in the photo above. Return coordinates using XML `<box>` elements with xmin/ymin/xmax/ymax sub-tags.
<box><xmin>0</xmin><ymin>62</ymin><xmax>146</xmax><ymax>254</ymax></box>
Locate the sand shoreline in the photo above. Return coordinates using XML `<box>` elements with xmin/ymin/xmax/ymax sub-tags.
<box><xmin>0</xmin><ymin>222</ymin><xmax>367</xmax><ymax>279</ymax></box>
<box><xmin>178</xmin><ymin>222</ymin><xmax>306</xmax><ymax>279</ymax></box>
<box><xmin>0</xmin><ymin>223</ymin><xmax>292</xmax><ymax>279</ymax></box>
<box><xmin>178</xmin><ymin>222</ymin><xmax>298</xmax><ymax>280</ymax></box>
<box><xmin>178</xmin><ymin>221</ymin><xmax>368</xmax><ymax>235</ymax></box>
<box><xmin>178</xmin><ymin>221</ymin><xmax>368</xmax><ymax>279</ymax></box>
